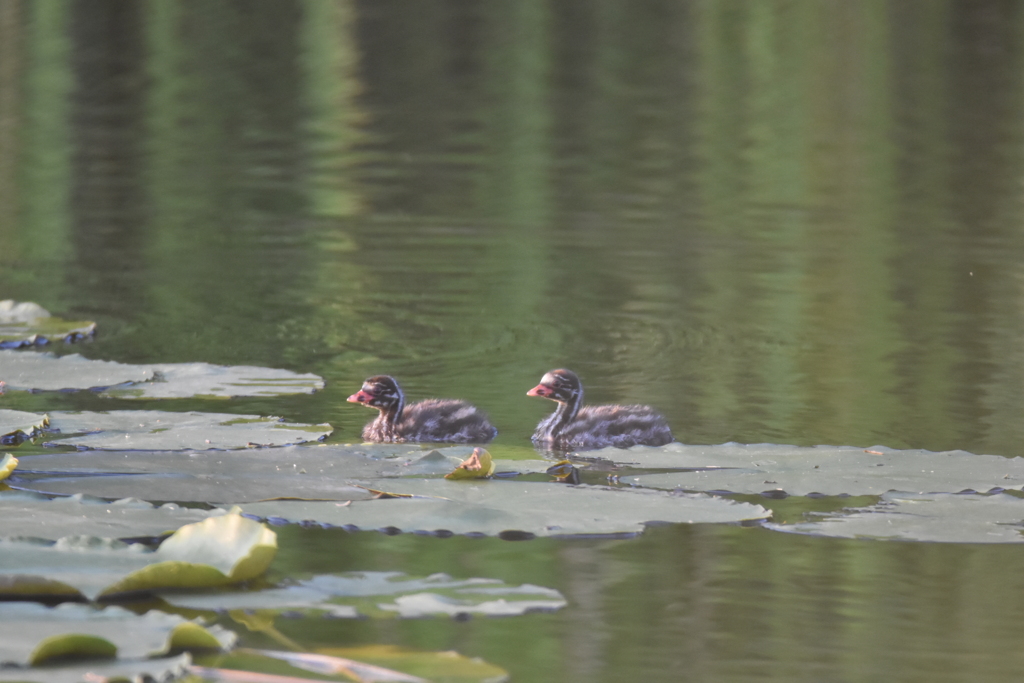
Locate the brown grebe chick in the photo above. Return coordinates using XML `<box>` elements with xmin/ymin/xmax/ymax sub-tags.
<box><xmin>347</xmin><ymin>375</ymin><xmax>497</xmax><ymax>443</ymax></box>
<box><xmin>528</xmin><ymin>368</ymin><xmax>673</xmax><ymax>450</ymax></box>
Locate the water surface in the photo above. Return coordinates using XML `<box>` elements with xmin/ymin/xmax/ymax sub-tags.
<box><xmin>3</xmin><ymin>1</ymin><xmax>1024</xmax><ymax>680</ymax></box>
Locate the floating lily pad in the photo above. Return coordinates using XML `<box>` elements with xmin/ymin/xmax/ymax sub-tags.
<box><xmin>40</xmin><ymin>410</ymin><xmax>332</xmax><ymax>450</ymax></box>
<box><xmin>0</xmin><ymin>512</ymin><xmax>276</xmax><ymax>600</ymax></box>
<box><xmin>11</xmin><ymin>445</ymin><xmax>530</xmax><ymax>503</ymax></box>
<box><xmin>0</xmin><ymin>301</ymin><xmax>96</xmax><ymax>349</ymax></box>
<box><xmin>159</xmin><ymin>571</ymin><xmax>565</xmax><ymax>619</ymax></box>
<box><xmin>767</xmin><ymin>492</ymin><xmax>1024</xmax><ymax>543</ymax></box>
<box><xmin>234</xmin><ymin>480</ymin><xmax>771</xmax><ymax>538</ymax></box>
<box><xmin>202</xmin><ymin>647</ymin><xmax>509</xmax><ymax>683</ymax></box>
<box><xmin>0</xmin><ymin>409</ymin><xmax>49</xmax><ymax>445</ymax></box>
<box><xmin>592</xmin><ymin>442</ymin><xmax>1024</xmax><ymax>496</ymax></box>
<box><xmin>0</xmin><ymin>349</ymin><xmax>324</xmax><ymax>397</ymax></box>
<box><xmin>0</xmin><ymin>653</ymin><xmax>191</xmax><ymax>683</ymax></box>
<box><xmin>0</xmin><ymin>350</ymin><xmax>153</xmax><ymax>391</ymax></box>
<box><xmin>102</xmin><ymin>361</ymin><xmax>325</xmax><ymax>399</ymax></box>
<box><xmin>0</xmin><ymin>491</ymin><xmax>218</xmax><ymax>541</ymax></box>
<box><xmin>317</xmin><ymin>645</ymin><xmax>510</xmax><ymax>683</ymax></box>
<box><xmin>0</xmin><ymin>602</ymin><xmax>232</xmax><ymax>666</ymax></box>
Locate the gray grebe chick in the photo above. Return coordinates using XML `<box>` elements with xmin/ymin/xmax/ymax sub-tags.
<box><xmin>527</xmin><ymin>369</ymin><xmax>673</xmax><ymax>450</ymax></box>
<box><xmin>347</xmin><ymin>375</ymin><xmax>497</xmax><ymax>443</ymax></box>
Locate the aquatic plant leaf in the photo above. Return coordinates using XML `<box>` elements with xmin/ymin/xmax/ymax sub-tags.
<box><xmin>318</xmin><ymin>645</ymin><xmax>510</xmax><ymax>683</ymax></box>
<box><xmin>0</xmin><ymin>602</ymin><xmax>232</xmax><ymax>666</ymax></box>
<box><xmin>159</xmin><ymin>571</ymin><xmax>565</xmax><ymax>619</ymax></box>
<box><xmin>14</xmin><ymin>445</ymin><xmax>391</xmax><ymax>503</ymax></box>
<box><xmin>591</xmin><ymin>442</ymin><xmax>1024</xmax><ymax>496</ymax></box>
<box><xmin>233</xmin><ymin>480</ymin><xmax>771</xmax><ymax>538</ymax></box>
<box><xmin>0</xmin><ymin>512</ymin><xmax>274</xmax><ymax>600</ymax></box>
<box><xmin>0</xmin><ymin>350</ymin><xmax>154</xmax><ymax>391</ymax></box>
<box><xmin>41</xmin><ymin>410</ymin><xmax>332</xmax><ymax>450</ymax></box>
<box><xmin>253</xmin><ymin>649</ymin><xmax>429</xmax><ymax>682</ymax></box>
<box><xmin>99</xmin><ymin>512</ymin><xmax>277</xmax><ymax>597</ymax></box>
<box><xmin>445</xmin><ymin>447</ymin><xmax>495</xmax><ymax>480</ymax></box>
<box><xmin>0</xmin><ymin>300</ymin><xmax>96</xmax><ymax>349</ymax></box>
<box><xmin>0</xmin><ymin>490</ymin><xmax>217</xmax><ymax>541</ymax></box>
<box><xmin>767</xmin><ymin>492</ymin><xmax>1024</xmax><ymax>543</ymax></box>
<box><xmin>0</xmin><ymin>453</ymin><xmax>17</xmax><ymax>481</ymax></box>
<box><xmin>202</xmin><ymin>646</ymin><xmax>508</xmax><ymax>683</ymax></box>
<box><xmin>0</xmin><ymin>349</ymin><xmax>324</xmax><ymax>398</ymax></box>
<box><xmin>0</xmin><ymin>409</ymin><xmax>49</xmax><ymax>445</ymax></box>
<box><xmin>12</xmin><ymin>444</ymin><xmax>525</xmax><ymax>503</ymax></box>
<box><xmin>0</xmin><ymin>653</ymin><xmax>192</xmax><ymax>683</ymax></box>
<box><xmin>101</xmin><ymin>361</ymin><xmax>325</xmax><ymax>399</ymax></box>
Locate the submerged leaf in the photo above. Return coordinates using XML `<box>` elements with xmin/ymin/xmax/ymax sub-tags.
<box><xmin>41</xmin><ymin>410</ymin><xmax>332</xmax><ymax>450</ymax></box>
<box><xmin>768</xmin><ymin>491</ymin><xmax>1024</xmax><ymax>543</ymax></box>
<box><xmin>0</xmin><ymin>301</ymin><xmax>96</xmax><ymax>349</ymax></box>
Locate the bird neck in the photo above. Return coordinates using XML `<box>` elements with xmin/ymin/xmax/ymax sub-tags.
<box><xmin>375</xmin><ymin>390</ymin><xmax>404</xmax><ymax>437</ymax></box>
<box><xmin>546</xmin><ymin>387</ymin><xmax>582</xmax><ymax>437</ymax></box>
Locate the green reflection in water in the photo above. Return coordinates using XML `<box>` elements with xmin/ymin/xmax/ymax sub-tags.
<box><xmin>5</xmin><ymin>1</ymin><xmax>1024</xmax><ymax>681</ymax></box>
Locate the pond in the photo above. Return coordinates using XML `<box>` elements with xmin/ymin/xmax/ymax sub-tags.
<box><xmin>4</xmin><ymin>0</ymin><xmax>1024</xmax><ymax>680</ymax></box>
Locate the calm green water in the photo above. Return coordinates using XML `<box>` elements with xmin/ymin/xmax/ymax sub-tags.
<box><xmin>4</xmin><ymin>1</ymin><xmax>1024</xmax><ymax>680</ymax></box>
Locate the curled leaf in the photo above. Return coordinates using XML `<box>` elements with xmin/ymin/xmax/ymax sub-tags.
<box><xmin>98</xmin><ymin>511</ymin><xmax>277</xmax><ymax>598</ymax></box>
<box><xmin>0</xmin><ymin>454</ymin><xmax>17</xmax><ymax>481</ymax></box>
<box><xmin>445</xmin><ymin>448</ymin><xmax>495</xmax><ymax>480</ymax></box>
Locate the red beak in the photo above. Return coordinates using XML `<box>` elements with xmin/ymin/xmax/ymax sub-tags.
<box><xmin>347</xmin><ymin>390</ymin><xmax>371</xmax><ymax>403</ymax></box>
<box><xmin>527</xmin><ymin>384</ymin><xmax>552</xmax><ymax>398</ymax></box>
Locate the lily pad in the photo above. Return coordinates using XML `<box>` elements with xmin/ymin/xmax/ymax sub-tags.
<box><xmin>767</xmin><ymin>491</ymin><xmax>1024</xmax><ymax>543</ymax></box>
<box><xmin>0</xmin><ymin>301</ymin><xmax>96</xmax><ymax>349</ymax></box>
<box><xmin>102</xmin><ymin>361</ymin><xmax>325</xmax><ymax>399</ymax></box>
<box><xmin>317</xmin><ymin>645</ymin><xmax>510</xmax><ymax>683</ymax></box>
<box><xmin>0</xmin><ymin>653</ymin><xmax>191</xmax><ymax>683</ymax></box>
<box><xmin>102</xmin><ymin>511</ymin><xmax>278</xmax><ymax>597</ymax></box>
<box><xmin>159</xmin><ymin>571</ymin><xmax>566</xmax><ymax>618</ymax></box>
<box><xmin>40</xmin><ymin>410</ymin><xmax>332</xmax><ymax>450</ymax></box>
<box><xmin>0</xmin><ymin>602</ymin><xmax>232</xmax><ymax>666</ymax></box>
<box><xmin>0</xmin><ymin>349</ymin><xmax>324</xmax><ymax>397</ymax></box>
<box><xmin>0</xmin><ymin>490</ymin><xmax>218</xmax><ymax>541</ymax></box>
<box><xmin>0</xmin><ymin>512</ymin><xmax>276</xmax><ymax>600</ymax></box>
<box><xmin>0</xmin><ymin>350</ymin><xmax>153</xmax><ymax>391</ymax></box>
<box><xmin>234</xmin><ymin>480</ymin><xmax>771</xmax><ymax>538</ymax></box>
<box><xmin>593</xmin><ymin>442</ymin><xmax>1024</xmax><ymax>496</ymax></box>
<box><xmin>0</xmin><ymin>409</ymin><xmax>49</xmax><ymax>445</ymax></box>
<box><xmin>201</xmin><ymin>647</ymin><xmax>509</xmax><ymax>683</ymax></box>
<box><xmin>11</xmin><ymin>445</ymin><xmax>523</xmax><ymax>503</ymax></box>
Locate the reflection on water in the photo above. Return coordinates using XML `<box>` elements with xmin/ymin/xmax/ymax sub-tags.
<box><xmin>4</xmin><ymin>0</ymin><xmax>1024</xmax><ymax>680</ymax></box>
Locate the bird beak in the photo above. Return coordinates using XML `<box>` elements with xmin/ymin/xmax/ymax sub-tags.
<box><xmin>527</xmin><ymin>384</ymin><xmax>551</xmax><ymax>398</ymax></box>
<box><xmin>347</xmin><ymin>390</ymin><xmax>371</xmax><ymax>403</ymax></box>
